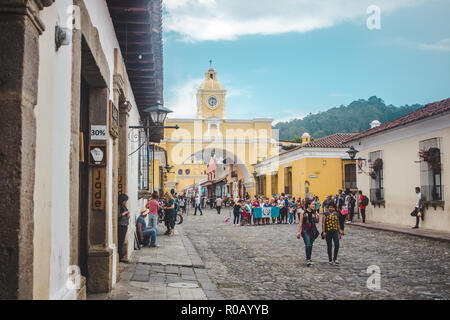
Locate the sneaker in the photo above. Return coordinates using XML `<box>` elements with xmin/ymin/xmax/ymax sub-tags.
<box><xmin>119</xmin><ymin>259</ymin><xmax>129</xmax><ymax>263</ymax></box>
<box><xmin>149</xmin><ymin>244</ymin><xmax>160</xmax><ymax>248</ymax></box>
<box><xmin>334</xmin><ymin>260</ymin><xmax>340</xmax><ymax>265</ymax></box>
<box><xmin>329</xmin><ymin>261</ymin><xmax>333</xmax><ymax>265</ymax></box>
<box><xmin>307</xmin><ymin>260</ymin><xmax>312</xmax><ymax>266</ymax></box>
<box><xmin>412</xmin><ymin>226</ymin><xmax>419</xmax><ymax>229</ymax></box>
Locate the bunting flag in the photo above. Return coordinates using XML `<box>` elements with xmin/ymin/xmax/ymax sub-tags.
<box><xmin>253</xmin><ymin>207</ymin><xmax>280</xmax><ymax>219</ymax></box>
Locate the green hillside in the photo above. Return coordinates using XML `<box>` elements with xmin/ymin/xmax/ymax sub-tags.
<box><xmin>274</xmin><ymin>96</ymin><xmax>423</xmax><ymax>141</ymax></box>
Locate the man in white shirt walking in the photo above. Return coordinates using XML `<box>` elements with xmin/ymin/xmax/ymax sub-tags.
<box><xmin>194</xmin><ymin>194</ymin><xmax>203</xmax><ymax>216</ymax></box>
<box><xmin>412</xmin><ymin>187</ymin><xmax>424</xmax><ymax>229</ymax></box>
<box><xmin>215</xmin><ymin>196</ymin><xmax>223</xmax><ymax>214</ymax></box>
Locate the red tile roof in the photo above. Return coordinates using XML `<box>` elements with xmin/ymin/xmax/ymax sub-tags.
<box><xmin>280</xmin><ymin>133</ymin><xmax>357</xmax><ymax>155</ymax></box>
<box><xmin>345</xmin><ymin>98</ymin><xmax>450</xmax><ymax>143</ymax></box>
<box><xmin>302</xmin><ymin>133</ymin><xmax>357</xmax><ymax>148</ymax></box>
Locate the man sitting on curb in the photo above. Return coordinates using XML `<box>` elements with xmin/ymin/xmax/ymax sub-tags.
<box><xmin>137</xmin><ymin>208</ymin><xmax>159</xmax><ymax>248</ymax></box>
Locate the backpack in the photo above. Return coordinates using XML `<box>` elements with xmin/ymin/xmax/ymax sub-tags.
<box><xmin>362</xmin><ymin>195</ymin><xmax>369</xmax><ymax>207</ymax></box>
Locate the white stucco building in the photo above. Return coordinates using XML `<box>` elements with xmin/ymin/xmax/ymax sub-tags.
<box><xmin>345</xmin><ymin>98</ymin><xmax>450</xmax><ymax>232</ymax></box>
<box><xmin>0</xmin><ymin>0</ymin><xmax>164</xmax><ymax>300</ymax></box>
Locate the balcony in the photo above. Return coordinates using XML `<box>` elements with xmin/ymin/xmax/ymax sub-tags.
<box><xmin>421</xmin><ymin>185</ymin><xmax>445</xmax><ymax>210</ymax></box>
<box><xmin>370</xmin><ymin>188</ymin><xmax>385</xmax><ymax>207</ymax></box>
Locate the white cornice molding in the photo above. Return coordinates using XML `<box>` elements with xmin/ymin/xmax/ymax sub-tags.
<box><xmin>254</xmin><ymin>147</ymin><xmax>351</xmax><ymax>170</ymax></box>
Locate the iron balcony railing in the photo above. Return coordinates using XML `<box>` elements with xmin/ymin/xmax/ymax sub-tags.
<box><xmin>420</xmin><ymin>185</ymin><xmax>443</xmax><ymax>201</ymax></box>
<box><xmin>370</xmin><ymin>188</ymin><xmax>384</xmax><ymax>202</ymax></box>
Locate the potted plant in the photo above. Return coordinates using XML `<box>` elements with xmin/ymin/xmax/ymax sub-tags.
<box><xmin>370</xmin><ymin>158</ymin><xmax>383</xmax><ymax>172</ymax></box>
<box><xmin>419</xmin><ymin>148</ymin><xmax>441</xmax><ymax>172</ymax></box>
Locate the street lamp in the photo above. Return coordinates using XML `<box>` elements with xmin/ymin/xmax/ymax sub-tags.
<box><xmin>143</xmin><ymin>101</ymin><xmax>173</xmax><ymax>127</ymax></box>
<box><xmin>129</xmin><ymin>101</ymin><xmax>180</xmax><ymax>131</ymax></box>
<box><xmin>346</xmin><ymin>146</ymin><xmax>359</xmax><ymax>160</ymax></box>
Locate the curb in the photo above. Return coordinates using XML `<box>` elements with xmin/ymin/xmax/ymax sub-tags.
<box><xmin>178</xmin><ymin>226</ymin><xmax>224</xmax><ymax>300</ymax></box>
<box><xmin>178</xmin><ymin>226</ymin><xmax>206</xmax><ymax>269</ymax></box>
<box><xmin>349</xmin><ymin>223</ymin><xmax>450</xmax><ymax>243</ymax></box>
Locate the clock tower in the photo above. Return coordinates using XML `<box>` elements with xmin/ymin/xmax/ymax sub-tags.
<box><xmin>197</xmin><ymin>67</ymin><xmax>227</xmax><ymax>119</ymax></box>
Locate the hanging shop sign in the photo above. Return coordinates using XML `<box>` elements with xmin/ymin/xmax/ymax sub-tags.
<box><xmin>89</xmin><ymin>144</ymin><xmax>107</xmax><ymax>167</ymax></box>
<box><xmin>91</xmin><ymin>125</ymin><xmax>107</xmax><ymax>141</ymax></box>
<box><xmin>93</xmin><ymin>167</ymin><xmax>105</xmax><ymax>211</ymax></box>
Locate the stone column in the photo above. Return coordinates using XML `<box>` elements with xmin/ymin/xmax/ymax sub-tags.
<box><xmin>0</xmin><ymin>0</ymin><xmax>54</xmax><ymax>300</ymax></box>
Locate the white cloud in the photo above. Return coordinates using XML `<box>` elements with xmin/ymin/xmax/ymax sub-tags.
<box><xmin>419</xmin><ymin>38</ymin><xmax>450</xmax><ymax>52</ymax></box>
<box><xmin>273</xmin><ymin>112</ymin><xmax>307</xmax><ymax>125</ymax></box>
<box><xmin>162</xmin><ymin>0</ymin><xmax>424</xmax><ymax>42</ymax></box>
<box><xmin>165</xmin><ymin>78</ymin><xmax>202</xmax><ymax>118</ymax></box>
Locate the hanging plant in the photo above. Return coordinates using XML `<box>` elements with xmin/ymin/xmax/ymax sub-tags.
<box><xmin>370</xmin><ymin>158</ymin><xmax>383</xmax><ymax>172</ymax></box>
<box><xmin>419</xmin><ymin>148</ymin><xmax>441</xmax><ymax>171</ymax></box>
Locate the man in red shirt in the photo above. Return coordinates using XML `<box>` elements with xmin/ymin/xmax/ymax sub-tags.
<box><xmin>145</xmin><ymin>192</ymin><xmax>160</xmax><ymax>247</ymax></box>
<box><xmin>358</xmin><ymin>190</ymin><xmax>366</xmax><ymax>223</ymax></box>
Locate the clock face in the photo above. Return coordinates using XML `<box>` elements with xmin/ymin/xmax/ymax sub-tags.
<box><xmin>207</xmin><ymin>96</ymin><xmax>219</xmax><ymax>109</ymax></box>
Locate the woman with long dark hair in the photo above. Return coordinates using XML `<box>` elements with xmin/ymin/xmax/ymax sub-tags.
<box><xmin>297</xmin><ymin>199</ymin><xmax>320</xmax><ymax>266</ymax></box>
<box><xmin>163</xmin><ymin>193</ymin><xmax>176</xmax><ymax>236</ymax></box>
<box><xmin>118</xmin><ymin>193</ymin><xmax>130</xmax><ymax>263</ymax></box>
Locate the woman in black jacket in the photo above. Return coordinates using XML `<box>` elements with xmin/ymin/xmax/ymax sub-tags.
<box><xmin>118</xmin><ymin>194</ymin><xmax>130</xmax><ymax>263</ymax></box>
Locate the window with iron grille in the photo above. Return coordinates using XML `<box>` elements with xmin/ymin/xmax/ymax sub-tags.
<box><xmin>138</xmin><ymin>130</ymin><xmax>149</xmax><ymax>191</ymax></box>
<box><xmin>369</xmin><ymin>150</ymin><xmax>384</xmax><ymax>201</ymax></box>
<box><xmin>344</xmin><ymin>164</ymin><xmax>357</xmax><ymax>190</ymax></box>
<box><xmin>271</xmin><ymin>173</ymin><xmax>278</xmax><ymax>195</ymax></box>
<box><xmin>419</xmin><ymin>138</ymin><xmax>443</xmax><ymax>201</ymax></box>
<box><xmin>284</xmin><ymin>167</ymin><xmax>292</xmax><ymax>195</ymax></box>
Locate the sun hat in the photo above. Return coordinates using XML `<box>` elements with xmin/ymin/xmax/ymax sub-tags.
<box><xmin>140</xmin><ymin>208</ymin><xmax>149</xmax><ymax>215</ymax></box>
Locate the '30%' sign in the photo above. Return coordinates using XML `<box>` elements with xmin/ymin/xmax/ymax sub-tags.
<box><xmin>91</xmin><ymin>125</ymin><xmax>107</xmax><ymax>141</ymax></box>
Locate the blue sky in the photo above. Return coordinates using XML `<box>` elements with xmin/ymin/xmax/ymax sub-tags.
<box><xmin>162</xmin><ymin>0</ymin><xmax>450</xmax><ymax>122</ymax></box>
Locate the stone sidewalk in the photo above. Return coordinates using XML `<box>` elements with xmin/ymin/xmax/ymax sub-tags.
<box><xmin>88</xmin><ymin>225</ymin><xmax>223</xmax><ymax>300</ymax></box>
<box><xmin>349</xmin><ymin>221</ymin><xmax>450</xmax><ymax>242</ymax></box>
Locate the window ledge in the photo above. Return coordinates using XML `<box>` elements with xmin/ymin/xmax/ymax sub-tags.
<box><xmin>370</xmin><ymin>200</ymin><xmax>385</xmax><ymax>208</ymax></box>
<box><xmin>423</xmin><ymin>200</ymin><xmax>445</xmax><ymax>210</ymax></box>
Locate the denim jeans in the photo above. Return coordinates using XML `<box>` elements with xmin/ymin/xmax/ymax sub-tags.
<box><xmin>233</xmin><ymin>212</ymin><xmax>240</xmax><ymax>224</ymax></box>
<box><xmin>288</xmin><ymin>213</ymin><xmax>294</xmax><ymax>224</ymax></box>
<box><xmin>148</xmin><ymin>214</ymin><xmax>158</xmax><ymax>245</ymax></box>
<box><xmin>167</xmin><ymin>212</ymin><xmax>176</xmax><ymax>230</ymax></box>
<box><xmin>194</xmin><ymin>204</ymin><xmax>203</xmax><ymax>215</ymax></box>
<box><xmin>142</xmin><ymin>228</ymin><xmax>157</xmax><ymax>246</ymax></box>
<box><xmin>325</xmin><ymin>230</ymin><xmax>340</xmax><ymax>262</ymax></box>
<box><xmin>301</xmin><ymin>232</ymin><xmax>313</xmax><ymax>260</ymax></box>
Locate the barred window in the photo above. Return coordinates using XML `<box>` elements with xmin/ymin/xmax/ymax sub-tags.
<box><xmin>369</xmin><ymin>150</ymin><xmax>384</xmax><ymax>201</ymax></box>
<box><xmin>284</xmin><ymin>167</ymin><xmax>292</xmax><ymax>195</ymax></box>
<box><xmin>271</xmin><ymin>173</ymin><xmax>278</xmax><ymax>195</ymax></box>
<box><xmin>419</xmin><ymin>138</ymin><xmax>443</xmax><ymax>201</ymax></box>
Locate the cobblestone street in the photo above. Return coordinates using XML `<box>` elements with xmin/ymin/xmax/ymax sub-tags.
<box><xmin>182</xmin><ymin>208</ymin><xmax>450</xmax><ymax>300</ymax></box>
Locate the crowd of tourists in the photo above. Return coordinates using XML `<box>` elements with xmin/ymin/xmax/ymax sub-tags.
<box><xmin>221</xmin><ymin>189</ymin><xmax>369</xmax><ymax>266</ymax></box>
<box><xmin>226</xmin><ymin>189</ymin><xmax>368</xmax><ymax>228</ymax></box>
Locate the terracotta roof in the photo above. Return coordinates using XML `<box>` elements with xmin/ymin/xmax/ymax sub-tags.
<box><xmin>301</xmin><ymin>133</ymin><xmax>357</xmax><ymax>149</ymax></box>
<box><xmin>277</xmin><ymin>133</ymin><xmax>355</xmax><ymax>157</ymax></box>
<box><xmin>345</xmin><ymin>98</ymin><xmax>450</xmax><ymax>142</ymax></box>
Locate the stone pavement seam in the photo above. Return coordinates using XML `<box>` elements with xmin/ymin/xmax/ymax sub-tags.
<box><xmin>178</xmin><ymin>226</ymin><xmax>206</xmax><ymax>269</ymax></box>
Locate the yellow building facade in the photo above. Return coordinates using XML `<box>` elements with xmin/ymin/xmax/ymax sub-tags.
<box><xmin>254</xmin><ymin>133</ymin><xmax>357</xmax><ymax>201</ymax></box>
<box><xmin>160</xmin><ymin>67</ymin><xmax>278</xmax><ymax>196</ymax></box>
